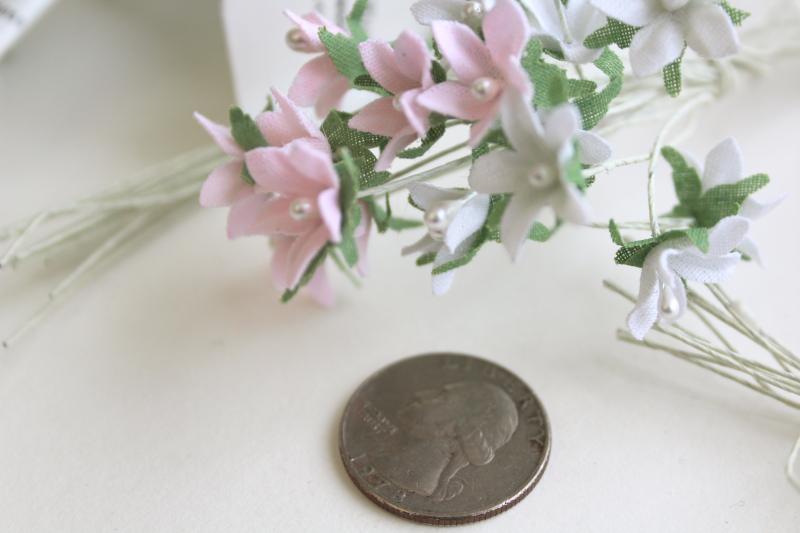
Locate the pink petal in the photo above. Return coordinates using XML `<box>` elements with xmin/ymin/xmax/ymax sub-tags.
<box><xmin>498</xmin><ymin>60</ymin><xmax>533</xmax><ymax>99</ymax></box>
<box><xmin>287</xmin><ymin>225</ymin><xmax>331</xmax><ymax>288</ymax></box>
<box><xmin>287</xmin><ymin>55</ymin><xmax>341</xmax><ymax>109</ymax></box>
<box><xmin>306</xmin><ymin>267</ymin><xmax>336</xmax><ymax>307</ymax></box>
<box><xmin>360</xmin><ymin>40</ymin><xmax>419</xmax><ymax>95</ymax></box>
<box><xmin>376</xmin><ymin>130</ymin><xmax>418</xmax><ymax>172</ymax></box>
<box><xmin>284</xmin><ymin>10</ymin><xmax>326</xmax><ymax>52</ymax></box>
<box><xmin>250</xmin><ymin>197</ymin><xmax>321</xmax><ymax>236</ymax></box>
<box><xmin>469</xmin><ymin>101</ymin><xmax>501</xmax><ymax>146</ymax></box>
<box><xmin>431</xmin><ymin>21</ymin><xmax>496</xmax><ymax>83</ymax></box>
<box><xmin>349</xmin><ymin>97</ymin><xmax>409</xmax><ymax>137</ymax></box>
<box><xmin>257</xmin><ymin>88</ymin><xmax>322</xmax><ymax>147</ymax></box>
<box><xmin>418</xmin><ymin>81</ymin><xmax>496</xmax><ymax>121</ymax></box>
<box><xmin>314</xmin><ymin>74</ymin><xmax>351</xmax><ymax>118</ymax></box>
<box><xmin>393</xmin><ymin>31</ymin><xmax>434</xmax><ymax>88</ymax></box>
<box><xmin>245</xmin><ymin>146</ymin><xmax>322</xmax><ymax>197</ymax></box>
<box><xmin>317</xmin><ymin>188</ymin><xmax>343</xmax><ymax>243</ymax></box>
<box><xmin>484</xmin><ymin>0</ymin><xmax>530</xmax><ymax>65</ymax></box>
<box><xmin>270</xmin><ymin>236</ymin><xmax>294</xmax><ymax>290</ymax></box>
<box><xmin>287</xmin><ymin>139</ymin><xmax>339</xmax><ymax>189</ymax></box>
<box><xmin>227</xmin><ymin>194</ymin><xmax>272</xmax><ymax>239</ymax></box>
<box><xmin>399</xmin><ymin>89</ymin><xmax>430</xmax><ymax>137</ymax></box>
<box><xmin>194</xmin><ymin>113</ymin><xmax>242</xmax><ymax>157</ymax></box>
<box><xmin>200</xmin><ymin>160</ymin><xmax>250</xmax><ymax>208</ymax></box>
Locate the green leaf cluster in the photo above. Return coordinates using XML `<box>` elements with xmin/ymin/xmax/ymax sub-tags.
<box><xmin>611</xmin><ymin>220</ymin><xmax>710</xmax><ymax>268</ymax></box>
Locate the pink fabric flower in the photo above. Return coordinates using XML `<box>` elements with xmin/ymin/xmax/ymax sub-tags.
<box><xmin>285</xmin><ymin>10</ymin><xmax>351</xmax><ymax>118</ymax></box>
<box><xmin>348</xmin><ymin>31</ymin><xmax>435</xmax><ymax>171</ymax></box>
<box><xmin>417</xmin><ymin>0</ymin><xmax>532</xmax><ymax>146</ymax></box>
<box><xmin>243</xmin><ymin>138</ymin><xmax>342</xmax><ymax>291</ymax></box>
<box><xmin>193</xmin><ymin>113</ymin><xmax>256</xmax><ymax>209</ymax></box>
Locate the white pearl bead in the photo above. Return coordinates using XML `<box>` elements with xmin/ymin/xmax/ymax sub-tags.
<box><xmin>661</xmin><ymin>0</ymin><xmax>690</xmax><ymax>11</ymax></box>
<box><xmin>470</xmin><ymin>77</ymin><xmax>500</xmax><ymax>102</ymax></box>
<box><xmin>392</xmin><ymin>95</ymin><xmax>403</xmax><ymax>111</ymax></box>
<box><xmin>289</xmin><ymin>198</ymin><xmax>313</xmax><ymax>221</ymax></box>
<box><xmin>527</xmin><ymin>166</ymin><xmax>555</xmax><ymax>189</ymax></box>
<box><xmin>659</xmin><ymin>284</ymin><xmax>682</xmax><ymax>319</ymax></box>
<box><xmin>462</xmin><ymin>1</ymin><xmax>485</xmax><ymax>20</ymax></box>
<box><xmin>425</xmin><ymin>207</ymin><xmax>449</xmax><ymax>241</ymax></box>
<box><xmin>285</xmin><ymin>28</ymin><xmax>309</xmax><ymax>52</ymax></box>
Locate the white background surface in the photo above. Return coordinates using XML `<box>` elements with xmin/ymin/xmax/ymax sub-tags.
<box><xmin>1</xmin><ymin>0</ymin><xmax>799</xmax><ymax>531</ymax></box>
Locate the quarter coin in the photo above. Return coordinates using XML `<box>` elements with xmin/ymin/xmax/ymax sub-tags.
<box><xmin>339</xmin><ymin>353</ymin><xmax>550</xmax><ymax>526</ymax></box>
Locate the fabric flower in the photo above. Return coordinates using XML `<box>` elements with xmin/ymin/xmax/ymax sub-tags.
<box><xmin>539</xmin><ymin>108</ymin><xmax>613</xmax><ymax>165</ymax></box>
<box><xmin>411</xmin><ymin>0</ymin><xmax>496</xmax><ymax>30</ymax></box>
<box><xmin>417</xmin><ymin>0</ymin><xmax>533</xmax><ymax>146</ymax></box>
<box><xmin>685</xmin><ymin>138</ymin><xmax>785</xmax><ymax>265</ymax></box>
<box><xmin>470</xmin><ymin>95</ymin><xmax>591</xmax><ymax>260</ymax></box>
<box><xmin>284</xmin><ymin>10</ymin><xmax>351</xmax><ymax>118</ymax></box>
<box><xmin>193</xmin><ymin>113</ymin><xmax>256</xmax><ymax>209</ymax></box>
<box><xmin>524</xmin><ymin>0</ymin><xmax>607</xmax><ymax>64</ymax></box>
<box><xmin>590</xmin><ymin>0</ymin><xmax>740</xmax><ymax>77</ymax></box>
<box><xmin>241</xmin><ymin>138</ymin><xmax>342</xmax><ymax>291</ymax></box>
<box><xmin>402</xmin><ymin>184</ymin><xmax>491</xmax><ymax>295</ymax></box>
<box><xmin>627</xmin><ymin>216</ymin><xmax>750</xmax><ymax>340</ymax></box>
<box><xmin>349</xmin><ymin>31</ymin><xmax>435</xmax><ymax>171</ymax></box>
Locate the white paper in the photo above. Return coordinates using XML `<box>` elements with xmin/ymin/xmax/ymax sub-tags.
<box><xmin>0</xmin><ymin>0</ymin><xmax>58</xmax><ymax>59</ymax></box>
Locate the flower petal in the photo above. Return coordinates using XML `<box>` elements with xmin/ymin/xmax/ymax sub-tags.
<box><xmin>524</xmin><ymin>0</ymin><xmax>563</xmax><ymax>38</ymax></box>
<box><xmin>629</xmin><ymin>14</ymin><xmax>685</xmax><ymax>78</ymax></box>
<box><xmin>227</xmin><ymin>194</ymin><xmax>272</xmax><ymax>239</ymax></box>
<box><xmin>194</xmin><ymin>113</ymin><xmax>242</xmax><ymax>157</ymax></box>
<box><xmin>590</xmin><ymin>0</ymin><xmax>662</xmax><ymax>27</ymax></box>
<box><xmin>431</xmin><ymin>20</ymin><xmax>495</xmax><ymax>82</ymax></box>
<box><xmin>544</xmin><ymin>104</ymin><xmax>581</xmax><ymax>150</ymax></box>
<box><xmin>703</xmin><ymin>137</ymin><xmax>742</xmax><ymax>190</ymax></box>
<box><xmin>627</xmin><ymin>249</ymin><xmax>663</xmax><ymax>340</ymax></box>
<box><xmin>683</xmin><ymin>3</ymin><xmax>740</xmax><ymax>59</ymax></box>
<box><xmin>314</xmin><ymin>74</ymin><xmax>350</xmax><ymax>118</ymax></box>
<box><xmin>740</xmin><ymin>194</ymin><xmax>787</xmax><ymax>221</ymax></box>
<box><xmin>288</xmin><ymin>55</ymin><xmax>341</xmax><ymax>108</ymax></box>
<box><xmin>270</xmin><ymin>236</ymin><xmax>294</xmax><ymax>291</ymax></box>
<box><xmin>707</xmin><ymin>215</ymin><xmax>750</xmax><ymax>256</ymax></box>
<box><xmin>577</xmin><ymin>130</ymin><xmax>612</xmax><ymax>165</ymax></box>
<box><xmin>501</xmin><ymin>187</ymin><xmax>547</xmax><ymax>260</ymax></box>
<box><xmin>411</xmin><ymin>0</ymin><xmax>467</xmax><ymax>26</ymax></box>
<box><xmin>288</xmin><ymin>139</ymin><xmax>339</xmax><ymax>189</ymax></box>
<box><xmin>418</xmin><ymin>81</ymin><xmax>496</xmax><ymax>121</ymax></box>
<box><xmin>250</xmin><ymin>197</ymin><xmax>320</xmax><ymax>236</ymax></box>
<box><xmin>402</xmin><ymin>234</ymin><xmax>441</xmax><ymax>256</ymax></box>
<box><xmin>349</xmin><ymin>97</ymin><xmax>408</xmax><ymax>137</ymax></box>
<box><xmin>306</xmin><ymin>266</ymin><xmax>336</xmax><ymax>307</ymax></box>
<box><xmin>669</xmin><ymin>251</ymin><xmax>741</xmax><ymax>283</ymax></box>
<box><xmin>444</xmin><ymin>194</ymin><xmax>491</xmax><ymax>253</ymax></box>
<box><xmin>286</xmin><ymin>225</ymin><xmax>331</xmax><ymax>288</ymax></box>
<box><xmin>393</xmin><ymin>31</ymin><xmax>433</xmax><ymax>88</ymax></box>
<box><xmin>408</xmin><ymin>183</ymin><xmax>467</xmax><ymax>210</ymax></box>
<box><xmin>376</xmin><ymin>130</ymin><xmax>418</xmax><ymax>171</ymax></box>
<box><xmin>552</xmin><ymin>184</ymin><xmax>592</xmax><ymax>225</ymax></box>
<box><xmin>469</xmin><ymin>109</ymin><xmax>501</xmax><ymax>147</ymax></box>
<box><xmin>470</xmin><ymin>150</ymin><xmax>529</xmax><ymax>194</ymax></box>
<box><xmin>484</xmin><ymin>0</ymin><xmax>530</xmax><ymax>64</ymax></box>
<box><xmin>399</xmin><ymin>89</ymin><xmax>431</xmax><ymax>137</ymax></box>
<box><xmin>258</xmin><ymin>89</ymin><xmax>322</xmax><ymax>147</ymax></box>
<box><xmin>500</xmin><ymin>92</ymin><xmax>547</xmax><ymax>157</ymax></box>
<box><xmin>359</xmin><ymin>39</ymin><xmax>417</xmax><ymax>95</ymax></box>
<box><xmin>200</xmin><ymin>161</ymin><xmax>250</xmax><ymax>208</ymax></box>
<box><xmin>568</xmin><ymin>0</ymin><xmax>608</xmax><ymax>41</ymax></box>
<box><xmin>431</xmin><ymin>270</ymin><xmax>457</xmax><ymax>296</ymax></box>
<box><xmin>317</xmin><ymin>188</ymin><xmax>343</xmax><ymax>243</ymax></box>
<box><xmin>245</xmin><ymin>145</ymin><xmax>321</xmax><ymax>197</ymax></box>
<box><xmin>738</xmin><ymin>237</ymin><xmax>763</xmax><ymax>267</ymax></box>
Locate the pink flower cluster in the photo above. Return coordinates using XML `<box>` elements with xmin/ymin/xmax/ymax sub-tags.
<box><xmin>195</xmin><ymin>90</ymin><xmax>370</xmax><ymax>306</ymax></box>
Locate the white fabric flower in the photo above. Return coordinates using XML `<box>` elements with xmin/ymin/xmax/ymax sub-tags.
<box><xmin>590</xmin><ymin>0</ymin><xmax>741</xmax><ymax>77</ymax></box>
<box><xmin>539</xmin><ymin>108</ymin><xmax>613</xmax><ymax>165</ymax></box>
<box><xmin>469</xmin><ymin>94</ymin><xmax>592</xmax><ymax>260</ymax></box>
<box><xmin>402</xmin><ymin>184</ymin><xmax>491</xmax><ymax>295</ymax></box>
<box><xmin>521</xmin><ymin>0</ymin><xmax>608</xmax><ymax>64</ymax></box>
<box><xmin>411</xmin><ymin>0</ymin><xmax>496</xmax><ymax>29</ymax></box>
<box><xmin>688</xmin><ymin>138</ymin><xmax>785</xmax><ymax>265</ymax></box>
<box><xmin>628</xmin><ymin>215</ymin><xmax>750</xmax><ymax>340</ymax></box>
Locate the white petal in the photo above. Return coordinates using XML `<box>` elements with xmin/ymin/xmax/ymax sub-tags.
<box><xmin>408</xmin><ymin>183</ymin><xmax>466</xmax><ymax>211</ymax></box>
<box><xmin>577</xmin><ymin>130</ymin><xmax>612</xmax><ymax>165</ymax></box>
<box><xmin>553</xmin><ymin>184</ymin><xmax>592</xmax><ymax>225</ymax></box>
<box><xmin>669</xmin><ymin>251</ymin><xmax>741</xmax><ymax>283</ymax></box>
<box><xmin>500</xmin><ymin>91</ymin><xmax>547</xmax><ymax>156</ymax></box>
<box><xmin>411</xmin><ymin>0</ymin><xmax>466</xmax><ymax>25</ymax></box>
<box><xmin>703</xmin><ymin>137</ymin><xmax>742</xmax><ymax>191</ymax></box>
<box><xmin>431</xmin><ymin>232</ymin><xmax>478</xmax><ymax>294</ymax></box>
<box><xmin>501</xmin><ymin>188</ymin><xmax>547</xmax><ymax>260</ymax></box>
<box><xmin>629</xmin><ymin>14</ymin><xmax>685</xmax><ymax>78</ymax></box>
<box><xmin>738</xmin><ymin>237</ymin><xmax>764</xmax><ymax>267</ymax></box>
<box><xmin>544</xmin><ymin>104</ymin><xmax>581</xmax><ymax>150</ymax></box>
<box><xmin>590</xmin><ymin>0</ymin><xmax>663</xmax><ymax>27</ymax></box>
<box><xmin>627</xmin><ymin>259</ymin><xmax>662</xmax><ymax>341</ymax></box>
<box><xmin>523</xmin><ymin>0</ymin><xmax>564</xmax><ymax>39</ymax></box>
<box><xmin>402</xmin><ymin>234</ymin><xmax>441</xmax><ymax>256</ymax></box>
<box><xmin>740</xmin><ymin>194</ymin><xmax>787</xmax><ymax>221</ymax></box>
<box><xmin>568</xmin><ymin>0</ymin><xmax>608</xmax><ymax>41</ymax></box>
<box><xmin>562</xmin><ymin>44</ymin><xmax>604</xmax><ymax>64</ymax></box>
<box><xmin>444</xmin><ymin>194</ymin><xmax>491</xmax><ymax>253</ymax></box>
<box><xmin>683</xmin><ymin>3</ymin><xmax>740</xmax><ymax>59</ymax></box>
<box><xmin>432</xmin><ymin>270</ymin><xmax>457</xmax><ymax>295</ymax></box>
<box><xmin>469</xmin><ymin>150</ymin><xmax>530</xmax><ymax>194</ymax></box>
<box><xmin>707</xmin><ymin>216</ymin><xmax>750</xmax><ymax>256</ymax></box>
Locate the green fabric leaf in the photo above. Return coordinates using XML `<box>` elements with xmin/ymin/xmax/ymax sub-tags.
<box><xmin>364</xmin><ymin>196</ymin><xmax>422</xmax><ymax>233</ymax></box>
<box><xmin>348</xmin><ymin>146</ymin><xmax>391</xmax><ymax>189</ymax></box>
<box><xmin>322</xmin><ymin>110</ymin><xmax>387</xmax><ymax>152</ymax></box>
<box><xmin>229</xmin><ymin>107</ymin><xmax>267</xmax><ymax>151</ymax></box>
<box><xmin>319</xmin><ymin>28</ymin><xmax>369</xmax><ymax>83</ymax></box>
<box><xmin>338</xmin><ymin>204</ymin><xmax>362</xmax><ymax>267</ymax></box>
<box><xmin>336</xmin><ymin>148</ymin><xmax>361</xmax><ymax>214</ymax></box>
<box><xmin>417</xmin><ymin>252</ymin><xmax>437</xmax><ymax>267</ymax></box>
<box><xmin>564</xmin><ymin>149</ymin><xmax>587</xmax><ymax>189</ymax></box>
<box><xmin>685</xmin><ymin>227</ymin><xmax>710</xmax><ymax>253</ymax></box>
<box><xmin>398</xmin><ymin>123</ymin><xmax>446</xmax><ymax>159</ymax></box>
<box><xmin>721</xmin><ymin>1</ymin><xmax>750</xmax><ymax>25</ymax></box>
<box><xmin>694</xmin><ymin>174</ymin><xmax>770</xmax><ymax>227</ymax></box>
<box><xmin>522</xmin><ymin>39</ymin><xmax>570</xmax><ymax>109</ymax></box>
<box><xmin>575</xmin><ymin>48</ymin><xmax>624</xmax><ymax>130</ymax></box>
<box><xmin>584</xmin><ymin>18</ymin><xmax>638</xmax><ymax>49</ymax></box>
<box><xmin>353</xmin><ymin>74</ymin><xmax>390</xmax><ymax>96</ymax></box>
<box><xmin>346</xmin><ymin>0</ymin><xmax>369</xmax><ymax>42</ymax></box>
<box><xmin>614</xmin><ymin>237</ymin><xmax>658</xmax><ymax>268</ymax></box>
<box><xmin>432</xmin><ymin>234</ymin><xmax>487</xmax><ymax>275</ymax></box>
<box><xmin>282</xmin><ymin>247</ymin><xmax>329</xmax><ymax>303</ymax></box>
<box><xmin>609</xmin><ymin>219</ymin><xmax>624</xmax><ymax>246</ymax></box>
<box><xmin>663</xmin><ymin>48</ymin><xmax>686</xmax><ymax>97</ymax></box>
<box><xmin>568</xmin><ymin>79</ymin><xmax>597</xmax><ymax>99</ymax></box>
<box><xmin>662</xmin><ymin>146</ymin><xmax>702</xmax><ymax>205</ymax></box>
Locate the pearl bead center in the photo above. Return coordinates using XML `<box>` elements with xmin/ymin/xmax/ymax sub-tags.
<box><xmin>289</xmin><ymin>198</ymin><xmax>314</xmax><ymax>221</ymax></box>
<box><xmin>470</xmin><ymin>77</ymin><xmax>501</xmax><ymax>102</ymax></box>
<box><xmin>528</xmin><ymin>166</ymin><xmax>556</xmax><ymax>189</ymax></box>
<box><xmin>286</xmin><ymin>28</ymin><xmax>310</xmax><ymax>52</ymax></box>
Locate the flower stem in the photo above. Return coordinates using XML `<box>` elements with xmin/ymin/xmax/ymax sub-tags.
<box><xmin>357</xmin><ymin>154</ymin><xmax>474</xmax><ymax>199</ymax></box>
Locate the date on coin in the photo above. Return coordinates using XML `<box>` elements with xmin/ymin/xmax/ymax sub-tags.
<box><xmin>339</xmin><ymin>353</ymin><xmax>550</xmax><ymax>526</ymax></box>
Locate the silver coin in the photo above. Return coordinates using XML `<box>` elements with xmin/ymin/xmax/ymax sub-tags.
<box><xmin>339</xmin><ymin>353</ymin><xmax>550</xmax><ymax>526</ymax></box>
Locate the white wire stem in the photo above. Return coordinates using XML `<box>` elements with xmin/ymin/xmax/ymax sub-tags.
<box><xmin>789</xmin><ymin>433</ymin><xmax>800</xmax><ymax>491</ymax></box>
